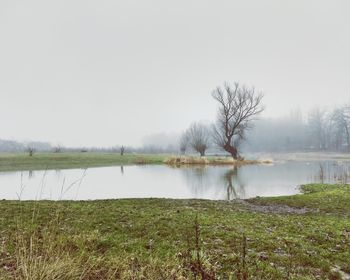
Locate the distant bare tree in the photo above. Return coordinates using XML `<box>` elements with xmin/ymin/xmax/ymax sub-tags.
<box><xmin>120</xmin><ymin>146</ymin><xmax>125</xmax><ymax>156</ymax></box>
<box><xmin>308</xmin><ymin>108</ymin><xmax>327</xmax><ymax>150</ymax></box>
<box><xmin>27</xmin><ymin>146</ymin><xmax>35</xmax><ymax>156</ymax></box>
<box><xmin>53</xmin><ymin>145</ymin><xmax>62</xmax><ymax>153</ymax></box>
<box><xmin>186</xmin><ymin>122</ymin><xmax>211</xmax><ymax>156</ymax></box>
<box><xmin>179</xmin><ymin>132</ymin><xmax>189</xmax><ymax>154</ymax></box>
<box><xmin>212</xmin><ymin>82</ymin><xmax>264</xmax><ymax>159</ymax></box>
<box><xmin>331</xmin><ymin>106</ymin><xmax>350</xmax><ymax>151</ymax></box>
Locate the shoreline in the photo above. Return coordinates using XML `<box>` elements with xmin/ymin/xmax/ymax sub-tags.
<box><xmin>0</xmin><ymin>151</ymin><xmax>349</xmax><ymax>172</ymax></box>
<box><xmin>0</xmin><ymin>152</ymin><xmax>270</xmax><ymax>172</ymax></box>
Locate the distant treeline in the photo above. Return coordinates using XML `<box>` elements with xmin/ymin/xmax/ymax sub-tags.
<box><xmin>1</xmin><ymin>105</ymin><xmax>349</xmax><ymax>154</ymax></box>
<box><xmin>0</xmin><ymin>139</ymin><xmax>52</xmax><ymax>153</ymax></box>
<box><xmin>0</xmin><ymin>139</ymin><xmax>179</xmax><ymax>154</ymax></box>
<box><xmin>243</xmin><ymin>106</ymin><xmax>350</xmax><ymax>153</ymax></box>
<box><xmin>62</xmin><ymin>145</ymin><xmax>179</xmax><ymax>154</ymax></box>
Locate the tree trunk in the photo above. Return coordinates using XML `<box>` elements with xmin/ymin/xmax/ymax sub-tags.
<box><xmin>224</xmin><ymin>143</ymin><xmax>238</xmax><ymax>160</ymax></box>
<box><xmin>199</xmin><ymin>150</ymin><xmax>205</xmax><ymax>157</ymax></box>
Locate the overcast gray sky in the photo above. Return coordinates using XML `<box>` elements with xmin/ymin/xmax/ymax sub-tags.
<box><xmin>0</xmin><ymin>0</ymin><xmax>349</xmax><ymax>147</ymax></box>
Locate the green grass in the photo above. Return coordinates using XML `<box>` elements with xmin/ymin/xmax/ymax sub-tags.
<box><xmin>0</xmin><ymin>184</ymin><xmax>349</xmax><ymax>279</ymax></box>
<box><xmin>250</xmin><ymin>184</ymin><xmax>350</xmax><ymax>216</ymax></box>
<box><xmin>0</xmin><ymin>153</ymin><xmax>267</xmax><ymax>172</ymax></box>
<box><xmin>0</xmin><ymin>152</ymin><xmax>168</xmax><ymax>172</ymax></box>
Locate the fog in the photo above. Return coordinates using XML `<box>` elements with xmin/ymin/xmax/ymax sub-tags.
<box><xmin>0</xmin><ymin>0</ymin><xmax>349</xmax><ymax>148</ymax></box>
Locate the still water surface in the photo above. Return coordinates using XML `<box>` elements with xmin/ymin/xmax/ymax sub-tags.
<box><xmin>0</xmin><ymin>160</ymin><xmax>349</xmax><ymax>201</ymax></box>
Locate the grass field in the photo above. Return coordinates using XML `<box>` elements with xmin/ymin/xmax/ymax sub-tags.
<box><xmin>0</xmin><ymin>184</ymin><xmax>349</xmax><ymax>279</ymax></box>
<box><xmin>0</xmin><ymin>152</ymin><xmax>168</xmax><ymax>172</ymax></box>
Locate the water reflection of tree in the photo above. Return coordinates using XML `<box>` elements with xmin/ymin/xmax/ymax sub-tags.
<box><xmin>181</xmin><ymin>166</ymin><xmax>212</xmax><ymax>197</ymax></box>
<box><xmin>189</xmin><ymin>167</ymin><xmax>208</xmax><ymax>197</ymax></box>
<box><xmin>181</xmin><ymin>166</ymin><xmax>246</xmax><ymax>200</ymax></box>
<box><xmin>224</xmin><ymin>168</ymin><xmax>237</xmax><ymax>200</ymax></box>
<box><xmin>223</xmin><ymin>167</ymin><xmax>246</xmax><ymax>200</ymax></box>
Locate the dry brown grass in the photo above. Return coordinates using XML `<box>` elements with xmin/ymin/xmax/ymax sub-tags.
<box><xmin>164</xmin><ymin>156</ymin><xmax>210</xmax><ymax>165</ymax></box>
<box><xmin>164</xmin><ymin>156</ymin><xmax>272</xmax><ymax>166</ymax></box>
<box><xmin>2</xmin><ymin>207</ymin><xmax>190</xmax><ymax>280</ymax></box>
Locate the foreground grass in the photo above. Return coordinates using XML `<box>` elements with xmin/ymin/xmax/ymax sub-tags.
<box><xmin>0</xmin><ymin>184</ymin><xmax>349</xmax><ymax>279</ymax></box>
<box><xmin>0</xmin><ymin>153</ymin><xmax>168</xmax><ymax>172</ymax></box>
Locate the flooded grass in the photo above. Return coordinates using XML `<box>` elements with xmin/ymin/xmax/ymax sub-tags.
<box><xmin>1</xmin><ymin>184</ymin><xmax>349</xmax><ymax>279</ymax></box>
<box><xmin>316</xmin><ymin>162</ymin><xmax>350</xmax><ymax>184</ymax></box>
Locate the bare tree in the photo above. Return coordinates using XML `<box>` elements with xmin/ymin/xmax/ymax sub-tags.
<box><xmin>179</xmin><ymin>132</ymin><xmax>189</xmax><ymax>154</ymax></box>
<box><xmin>120</xmin><ymin>146</ymin><xmax>125</xmax><ymax>156</ymax></box>
<box><xmin>27</xmin><ymin>146</ymin><xmax>35</xmax><ymax>157</ymax></box>
<box><xmin>308</xmin><ymin>108</ymin><xmax>327</xmax><ymax>150</ymax></box>
<box><xmin>331</xmin><ymin>106</ymin><xmax>350</xmax><ymax>151</ymax></box>
<box><xmin>53</xmin><ymin>145</ymin><xmax>62</xmax><ymax>153</ymax></box>
<box><xmin>212</xmin><ymin>82</ymin><xmax>264</xmax><ymax>159</ymax></box>
<box><xmin>186</xmin><ymin>122</ymin><xmax>211</xmax><ymax>156</ymax></box>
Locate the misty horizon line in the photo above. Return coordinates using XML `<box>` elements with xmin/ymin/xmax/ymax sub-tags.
<box><xmin>2</xmin><ymin>102</ymin><xmax>349</xmax><ymax>152</ymax></box>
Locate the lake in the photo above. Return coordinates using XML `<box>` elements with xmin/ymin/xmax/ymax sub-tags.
<box><xmin>0</xmin><ymin>160</ymin><xmax>349</xmax><ymax>201</ymax></box>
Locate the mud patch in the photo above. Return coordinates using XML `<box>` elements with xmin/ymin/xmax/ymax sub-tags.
<box><xmin>239</xmin><ymin>200</ymin><xmax>309</xmax><ymax>214</ymax></box>
<box><xmin>332</xmin><ymin>266</ymin><xmax>350</xmax><ymax>280</ymax></box>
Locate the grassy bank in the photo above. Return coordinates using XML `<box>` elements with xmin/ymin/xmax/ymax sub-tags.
<box><xmin>0</xmin><ymin>153</ymin><xmax>168</xmax><ymax>172</ymax></box>
<box><xmin>0</xmin><ymin>184</ymin><xmax>349</xmax><ymax>279</ymax></box>
<box><xmin>0</xmin><ymin>153</ymin><xmax>269</xmax><ymax>172</ymax></box>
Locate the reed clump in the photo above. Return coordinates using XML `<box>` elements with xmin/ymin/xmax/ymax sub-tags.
<box><xmin>164</xmin><ymin>156</ymin><xmax>272</xmax><ymax>166</ymax></box>
<box><xmin>164</xmin><ymin>156</ymin><xmax>210</xmax><ymax>165</ymax></box>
